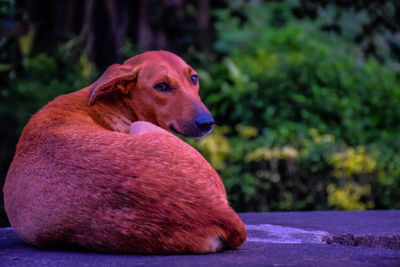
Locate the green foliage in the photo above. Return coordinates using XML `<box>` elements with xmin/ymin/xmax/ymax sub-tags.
<box><xmin>1</xmin><ymin>50</ymin><xmax>94</xmax><ymax>130</ymax></box>
<box><xmin>192</xmin><ymin>2</ymin><xmax>400</xmax><ymax>211</ymax></box>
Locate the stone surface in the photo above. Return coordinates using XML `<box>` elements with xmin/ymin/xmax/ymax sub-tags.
<box><xmin>243</xmin><ymin>210</ymin><xmax>400</xmax><ymax>251</ymax></box>
<box><xmin>1</xmin><ymin>211</ymin><xmax>400</xmax><ymax>266</ymax></box>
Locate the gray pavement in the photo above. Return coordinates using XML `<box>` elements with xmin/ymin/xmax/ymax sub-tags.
<box><xmin>1</xmin><ymin>211</ymin><xmax>400</xmax><ymax>266</ymax></box>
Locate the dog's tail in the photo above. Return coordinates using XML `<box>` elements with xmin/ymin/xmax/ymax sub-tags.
<box><xmin>214</xmin><ymin>206</ymin><xmax>247</xmax><ymax>250</ymax></box>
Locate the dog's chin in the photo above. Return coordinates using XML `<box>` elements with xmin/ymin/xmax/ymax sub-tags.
<box><xmin>193</xmin><ymin>128</ymin><xmax>213</xmax><ymax>139</ymax></box>
<box><xmin>169</xmin><ymin>124</ymin><xmax>213</xmax><ymax>139</ymax></box>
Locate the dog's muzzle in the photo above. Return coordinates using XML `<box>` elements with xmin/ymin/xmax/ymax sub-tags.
<box><xmin>170</xmin><ymin>113</ymin><xmax>215</xmax><ymax>138</ymax></box>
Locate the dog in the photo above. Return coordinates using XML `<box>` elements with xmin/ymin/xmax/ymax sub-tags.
<box><xmin>3</xmin><ymin>51</ymin><xmax>247</xmax><ymax>253</ymax></box>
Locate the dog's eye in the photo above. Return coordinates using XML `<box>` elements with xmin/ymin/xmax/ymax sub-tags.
<box><xmin>154</xmin><ymin>82</ymin><xmax>170</xmax><ymax>92</ymax></box>
<box><xmin>191</xmin><ymin>75</ymin><xmax>198</xmax><ymax>85</ymax></box>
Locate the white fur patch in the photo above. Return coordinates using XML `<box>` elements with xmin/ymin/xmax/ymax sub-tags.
<box><xmin>207</xmin><ymin>236</ymin><xmax>224</xmax><ymax>252</ymax></box>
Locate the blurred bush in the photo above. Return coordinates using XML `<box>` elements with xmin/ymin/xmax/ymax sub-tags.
<box><xmin>190</xmin><ymin>1</ymin><xmax>400</xmax><ymax>212</ymax></box>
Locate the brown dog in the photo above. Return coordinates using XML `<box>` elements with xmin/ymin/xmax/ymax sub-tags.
<box><xmin>3</xmin><ymin>51</ymin><xmax>246</xmax><ymax>253</ymax></box>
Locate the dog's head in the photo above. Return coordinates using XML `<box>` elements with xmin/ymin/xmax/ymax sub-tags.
<box><xmin>88</xmin><ymin>51</ymin><xmax>214</xmax><ymax>138</ymax></box>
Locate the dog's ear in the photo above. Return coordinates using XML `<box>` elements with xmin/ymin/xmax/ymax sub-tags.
<box><xmin>88</xmin><ymin>64</ymin><xmax>139</xmax><ymax>106</ymax></box>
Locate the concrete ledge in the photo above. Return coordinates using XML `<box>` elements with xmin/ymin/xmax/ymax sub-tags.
<box><xmin>1</xmin><ymin>211</ymin><xmax>400</xmax><ymax>266</ymax></box>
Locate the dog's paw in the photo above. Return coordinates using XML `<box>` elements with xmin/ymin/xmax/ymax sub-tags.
<box><xmin>130</xmin><ymin>121</ymin><xmax>167</xmax><ymax>135</ymax></box>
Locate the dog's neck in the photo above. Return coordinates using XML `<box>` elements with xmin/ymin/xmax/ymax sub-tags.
<box><xmin>88</xmin><ymin>93</ymin><xmax>138</xmax><ymax>133</ymax></box>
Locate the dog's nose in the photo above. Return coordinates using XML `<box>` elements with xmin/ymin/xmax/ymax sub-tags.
<box><xmin>195</xmin><ymin>114</ymin><xmax>215</xmax><ymax>132</ymax></box>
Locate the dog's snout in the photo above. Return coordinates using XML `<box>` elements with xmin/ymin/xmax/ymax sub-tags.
<box><xmin>195</xmin><ymin>114</ymin><xmax>215</xmax><ymax>133</ymax></box>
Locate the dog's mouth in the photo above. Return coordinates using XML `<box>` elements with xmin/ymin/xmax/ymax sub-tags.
<box><xmin>169</xmin><ymin>123</ymin><xmax>211</xmax><ymax>139</ymax></box>
<box><xmin>169</xmin><ymin>124</ymin><xmax>183</xmax><ymax>135</ymax></box>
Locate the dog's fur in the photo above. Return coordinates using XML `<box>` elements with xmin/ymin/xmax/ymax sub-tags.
<box><xmin>3</xmin><ymin>51</ymin><xmax>246</xmax><ymax>254</ymax></box>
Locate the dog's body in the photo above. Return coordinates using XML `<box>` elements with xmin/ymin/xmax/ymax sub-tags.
<box><xmin>3</xmin><ymin>51</ymin><xmax>246</xmax><ymax>253</ymax></box>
